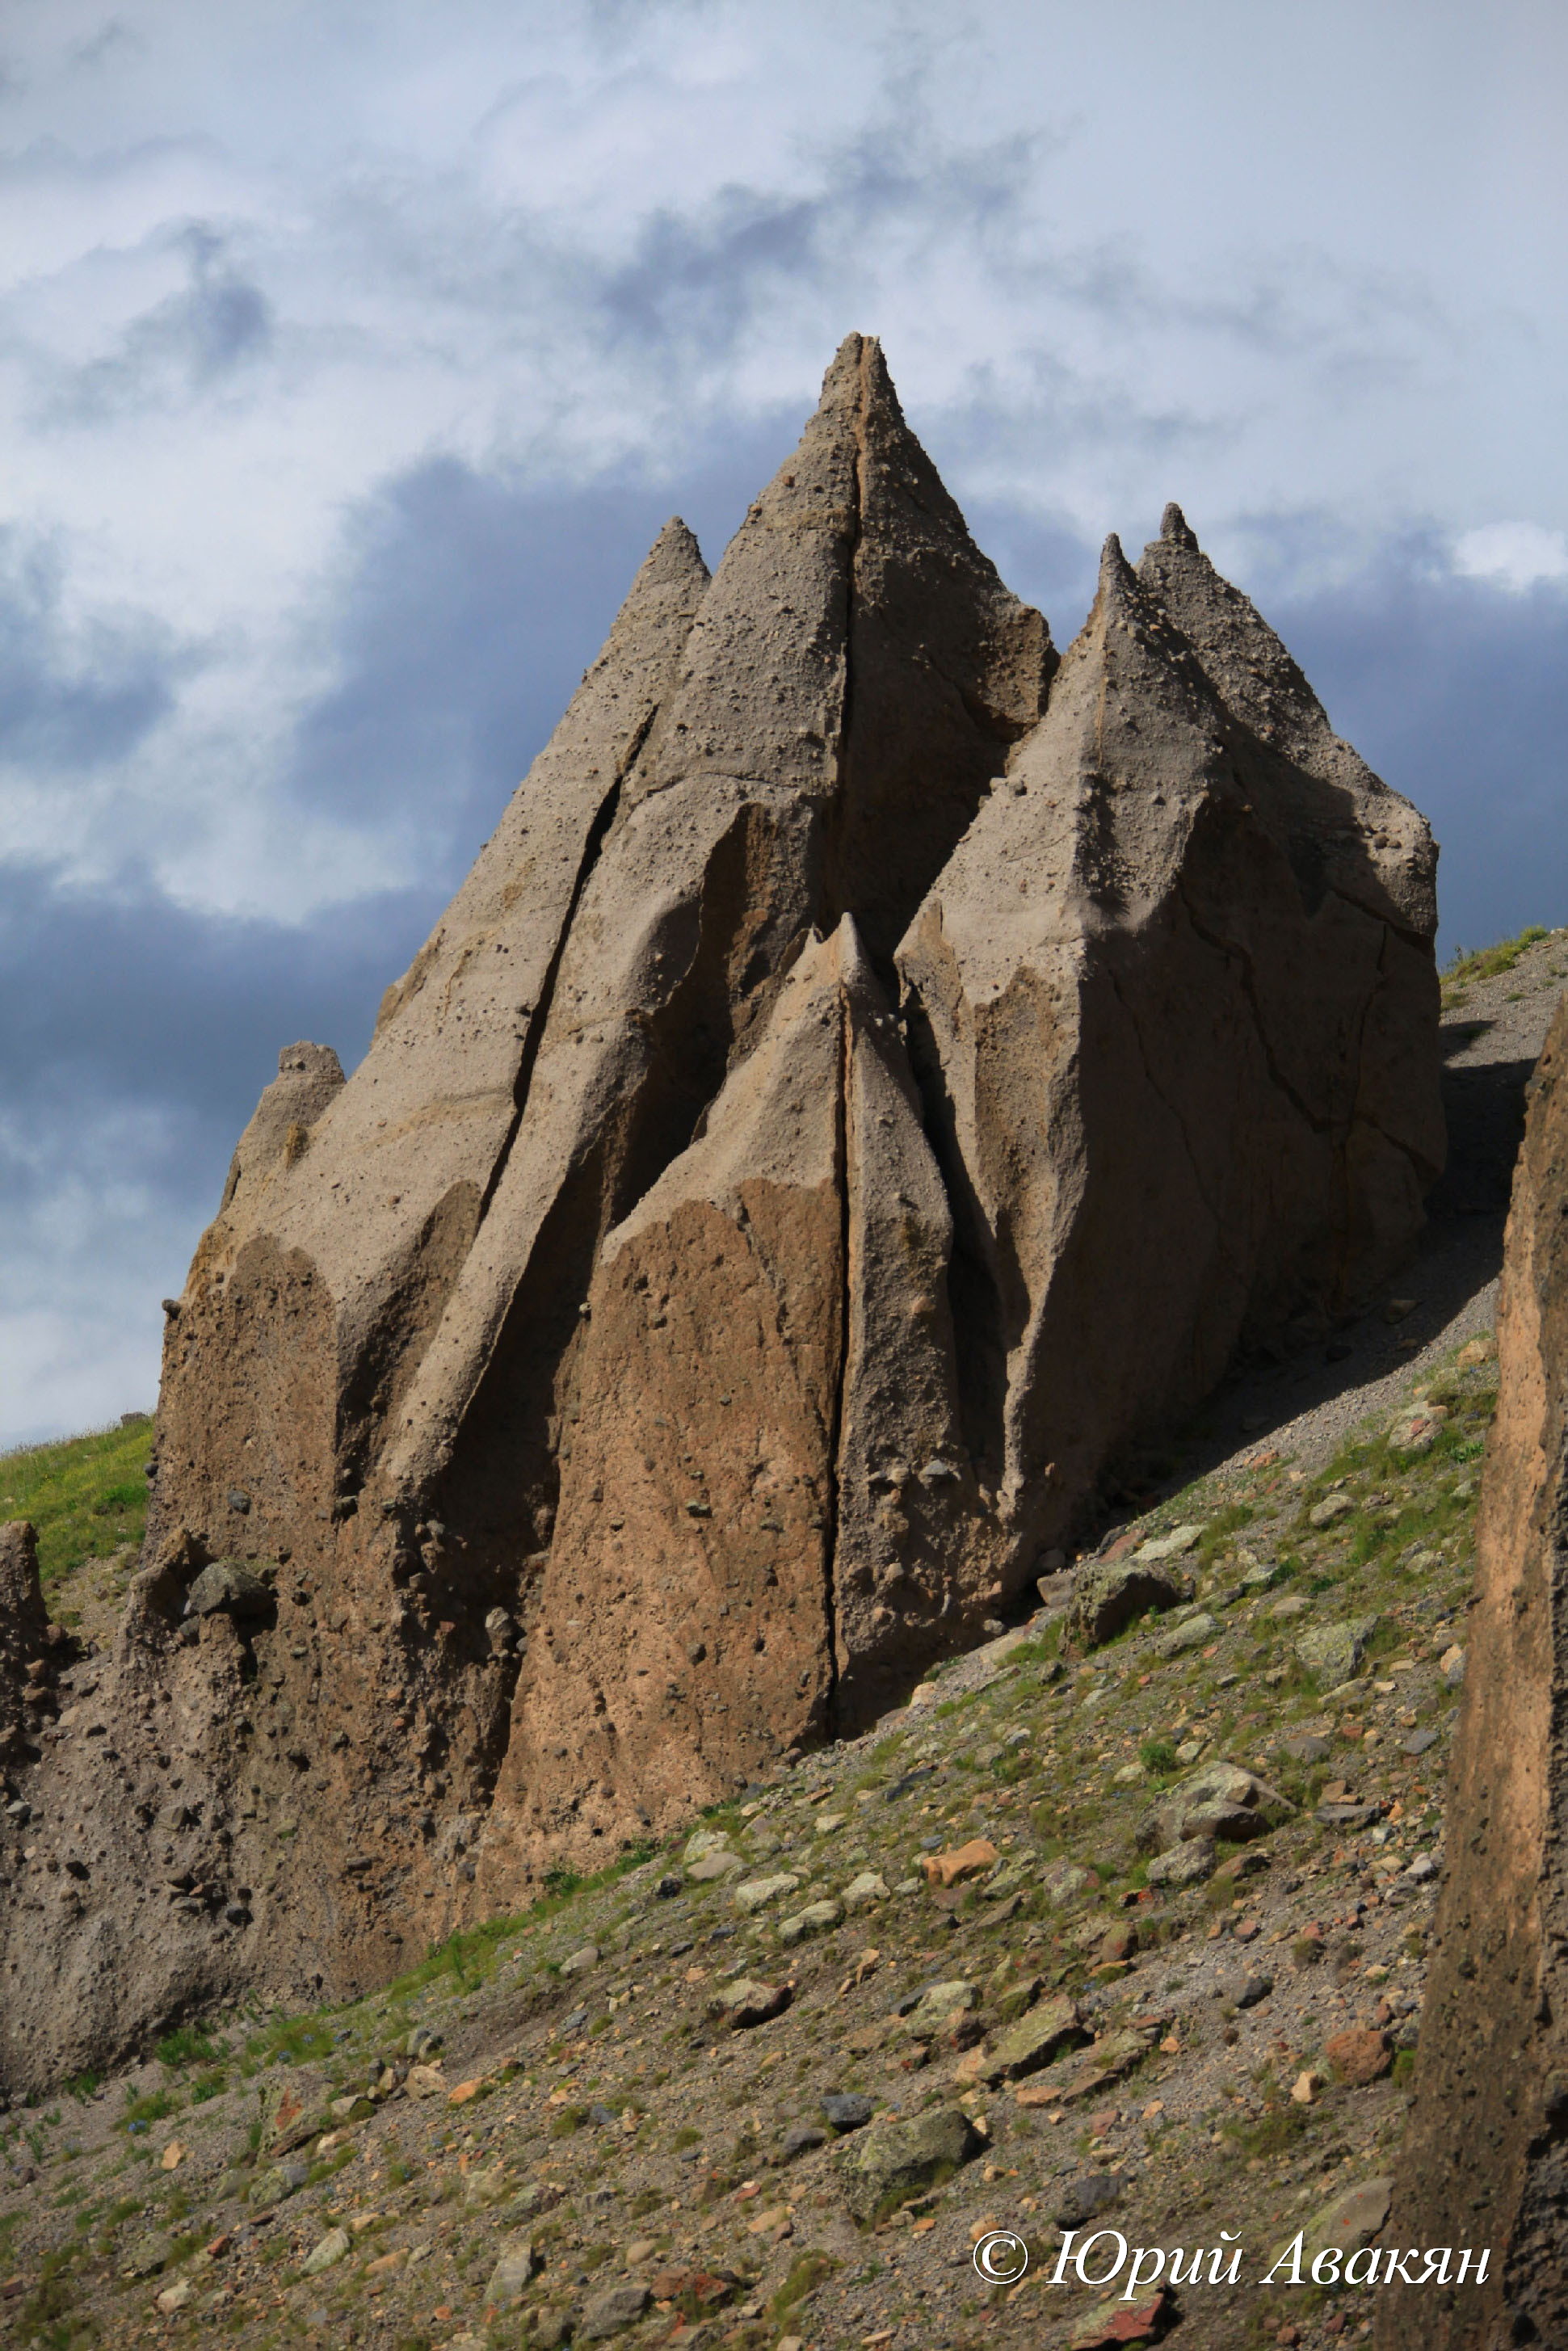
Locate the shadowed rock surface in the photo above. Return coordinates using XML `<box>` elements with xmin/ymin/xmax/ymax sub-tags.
<box><xmin>1379</xmin><ymin>999</ymin><xmax>1568</xmax><ymax>2350</ymax></box>
<box><xmin>0</xmin><ymin>339</ymin><xmax>1443</xmax><ymax>2088</ymax></box>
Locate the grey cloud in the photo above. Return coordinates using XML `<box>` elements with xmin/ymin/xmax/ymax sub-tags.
<box><xmin>1265</xmin><ymin>542</ymin><xmax>1568</xmax><ymax>957</ymax></box>
<box><xmin>278</xmin><ymin>422</ymin><xmax>788</xmax><ymax>841</ymax></box>
<box><xmin>45</xmin><ymin>223</ymin><xmax>272</xmax><ymax>426</ymax></box>
<box><xmin>0</xmin><ymin>526</ymin><xmax>187</xmax><ymax>771</ymax></box>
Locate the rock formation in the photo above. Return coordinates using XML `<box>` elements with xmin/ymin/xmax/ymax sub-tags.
<box><xmin>895</xmin><ymin>519</ymin><xmax>1444</xmax><ymax>1581</ymax></box>
<box><xmin>1379</xmin><ymin>999</ymin><xmax>1568</xmax><ymax>2349</ymax></box>
<box><xmin>0</xmin><ymin>335</ymin><xmax>1442</xmax><ymax>2085</ymax></box>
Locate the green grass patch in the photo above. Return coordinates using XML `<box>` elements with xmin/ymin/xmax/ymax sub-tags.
<box><xmin>120</xmin><ymin>2088</ymin><xmax>178</xmax><ymax>2130</ymax></box>
<box><xmin>242</xmin><ymin>2014</ymin><xmax>336</xmax><ymax>2071</ymax></box>
<box><xmin>156</xmin><ymin>2025</ymin><xmax>225</xmax><ymax>2070</ymax></box>
<box><xmin>1442</xmin><ymin>924</ymin><xmax>1549</xmax><ymax>998</ymax></box>
<box><xmin>770</xmin><ymin>2250</ymin><xmax>841</xmax><ymax>2319</ymax></box>
<box><xmin>0</xmin><ymin>1419</ymin><xmax>153</xmax><ymax>1591</ymax></box>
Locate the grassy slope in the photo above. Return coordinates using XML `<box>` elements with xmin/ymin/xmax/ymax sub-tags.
<box><xmin>1440</xmin><ymin>920</ymin><xmax>1555</xmax><ymax>1005</ymax></box>
<box><xmin>0</xmin><ymin>1419</ymin><xmax>153</xmax><ymax>1600</ymax></box>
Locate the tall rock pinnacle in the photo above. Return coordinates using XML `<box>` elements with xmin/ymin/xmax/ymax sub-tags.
<box><xmin>896</xmin><ymin>515</ymin><xmax>1444</xmax><ymax>1574</ymax></box>
<box><xmin>0</xmin><ymin>344</ymin><xmax>1442</xmax><ymax>2088</ymax></box>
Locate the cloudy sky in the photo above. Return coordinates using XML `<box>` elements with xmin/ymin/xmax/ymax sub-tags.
<box><xmin>2</xmin><ymin>0</ymin><xmax>1564</xmax><ymax>1445</ymax></box>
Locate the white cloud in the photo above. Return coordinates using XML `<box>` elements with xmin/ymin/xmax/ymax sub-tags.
<box><xmin>1452</xmin><ymin>521</ymin><xmax>1568</xmax><ymax>593</ymax></box>
<box><xmin>0</xmin><ymin>4</ymin><xmax>1557</xmax><ymax>924</ymax></box>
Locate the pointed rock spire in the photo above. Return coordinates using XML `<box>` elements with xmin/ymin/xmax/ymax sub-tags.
<box><xmin>1159</xmin><ymin>501</ymin><xmax>1198</xmax><ymax>549</ymax></box>
<box><xmin>897</xmin><ymin>511</ymin><xmax>1445</xmax><ymax>1572</ymax></box>
<box><xmin>635</xmin><ymin>331</ymin><xmax>1055</xmax><ymax>961</ymax></box>
<box><xmin>1136</xmin><ymin>507</ymin><xmax>1436</xmax><ymax>942</ymax></box>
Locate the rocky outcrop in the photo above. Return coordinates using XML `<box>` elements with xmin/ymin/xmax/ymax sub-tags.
<box><xmin>0</xmin><ymin>1522</ymin><xmax>51</xmax><ymax>1762</ymax></box>
<box><xmin>896</xmin><ymin>522</ymin><xmax>1443</xmax><ymax>1572</ymax></box>
<box><xmin>0</xmin><ymin>338</ymin><xmax>1444</xmax><ymax>2088</ymax></box>
<box><xmin>1379</xmin><ymin>998</ymin><xmax>1568</xmax><ymax>2350</ymax></box>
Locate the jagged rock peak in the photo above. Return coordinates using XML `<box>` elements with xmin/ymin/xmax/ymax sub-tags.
<box><xmin>1137</xmin><ymin>506</ymin><xmax>1437</xmax><ymax>940</ymax></box>
<box><xmin>1158</xmin><ymin>500</ymin><xmax>1198</xmax><ymax>549</ymax></box>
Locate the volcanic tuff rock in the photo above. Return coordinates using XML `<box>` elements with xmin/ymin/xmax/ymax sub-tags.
<box><xmin>1380</xmin><ymin>998</ymin><xmax>1568</xmax><ymax>2351</ymax></box>
<box><xmin>0</xmin><ymin>336</ymin><xmax>1441</xmax><ymax>2085</ymax></box>
<box><xmin>896</xmin><ymin>523</ymin><xmax>1443</xmax><ymax>1575</ymax></box>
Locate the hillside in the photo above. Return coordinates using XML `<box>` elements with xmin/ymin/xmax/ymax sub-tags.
<box><xmin>0</xmin><ymin>1333</ymin><xmax>1493</xmax><ymax>2351</ymax></box>
<box><xmin>0</xmin><ymin>1416</ymin><xmax>150</xmax><ymax>1633</ymax></box>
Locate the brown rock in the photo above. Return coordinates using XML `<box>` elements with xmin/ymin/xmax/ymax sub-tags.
<box><xmin>1381</xmin><ymin>995</ymin><xmax>1568</xmax><ymax>2348</ymax></box>
<box><xmin>0</xmin><ymin>345</ymin><xmax>1443</xmax><ymax>2092</ymax></box>
<box><xmin>1323</xmin><ymin>2026</ymin><xmax>1391</xmax><ymax>2086</ymax></box>
<box><xmin>897</xmin><ymin>520</ymin><xmax>1440</xmax><ymax>1575</ymax></box>
<box><xmin>490</xmin><ymin>919</ymin><xmax>994</xmax><ymax>1857</ymax></box>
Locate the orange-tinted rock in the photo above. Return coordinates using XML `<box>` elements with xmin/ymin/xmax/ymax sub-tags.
<box><xmin>919</xmin><ymin>1839</ymin><xmax>1001</xmax><ymax>1889</ymax></box>
<box><xmin>1324</xmin><ymin>2026</ymin><xmax>1391</xmax><ymax>2087</ymax></box>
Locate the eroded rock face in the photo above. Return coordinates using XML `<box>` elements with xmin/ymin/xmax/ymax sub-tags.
<box><xmin>485</xmin><ymin>919</ymin><xmax>993</xmax><ymax>1873</ymax></box>
<box><xmin>1379</xmin><ymin>999</ymin><xmax>1568</xmax><ymax>2350</ymax></box>
<box><xmin>0</xmin><ymin>340</ymin><xmax>1443</xmax><ymax>2087</ymax></box>
<box><xmin>896</xmin><ymin>523</ymin><xmax>1442</xmax><ymax>1575</ymax></box>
